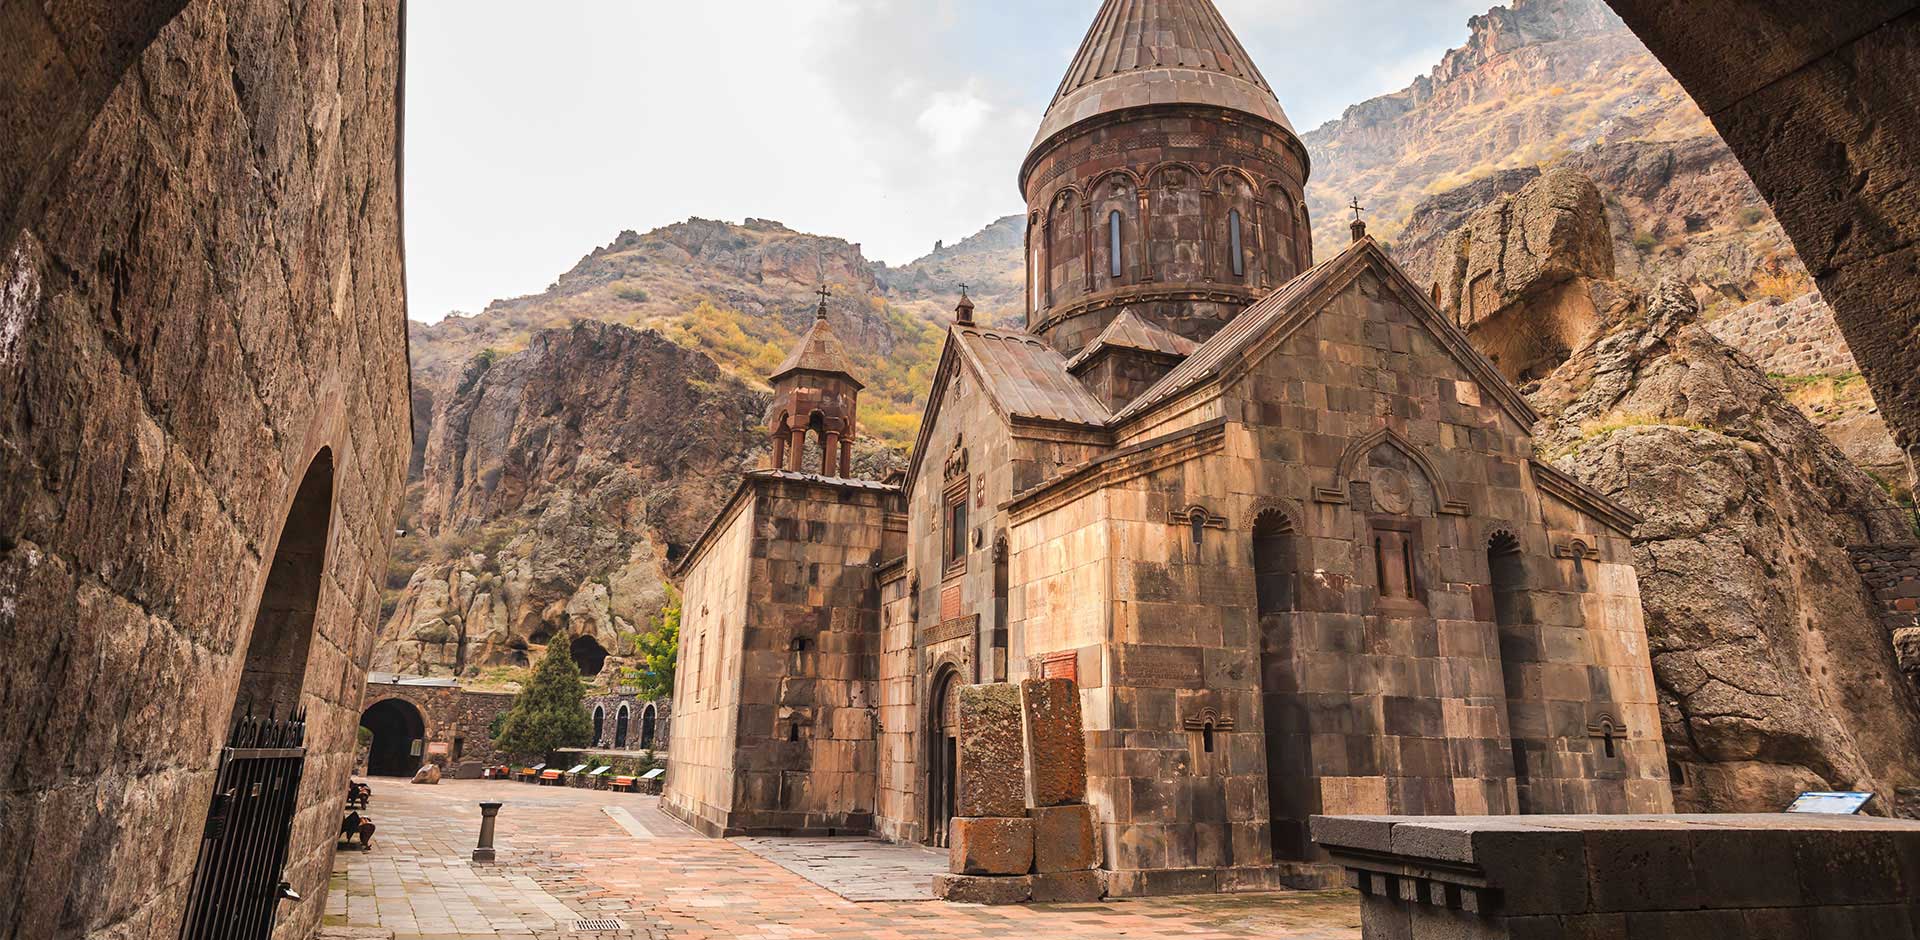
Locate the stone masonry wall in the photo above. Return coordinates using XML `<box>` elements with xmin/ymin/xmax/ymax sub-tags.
<box><xmin>0</xmin><ymin>2</ymin><xmax>411</xmax><ymax>938</ymax></box>
<box><xmin>1851</xmin><ymin>544</ymin><xmax>1920</xmax><ymax>691</ymax></box>
<box><xmin>1706</xmin><ymin>291</ymin><xmax>1859</xmax><ymax>375</ymax></box>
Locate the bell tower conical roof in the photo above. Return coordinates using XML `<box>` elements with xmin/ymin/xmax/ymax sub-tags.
<box><xmin>1030</xmin><ymin>0</ymin><xmax>1295</xmax><ymax>156</ymax></box>
<box><xmin>771</xmin><ymin>294</ymin><xmax>863</xmax><ymax>388</ymax></box>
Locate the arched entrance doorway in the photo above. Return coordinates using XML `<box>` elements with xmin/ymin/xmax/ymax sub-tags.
<box><xmin>640</xmin><ymin>704</ymin><xmax>657</xmax><ymax>749</ymax></box>
<box><xmin>570</xmin><ymin>634</ymin><xmax>608</xmax><ymax>677</ymax></box>
<box><xmin>360</xmin><ymin>698</ymin><xmax>426</xmax><ymax>777</ymax></box>
<box><xmin>927</xmin><ymin>669</ymin><xmax>962</xmax><ymax>847</ymax></box>
<box><xmin>614</xmin><ymin>704</ymin><xmax>631</xmax><ymax>748</ymax></box>
<box><xmin>592</xmin><ymin>705</ymin><xmax>605</xmax><ymax>746</ymax></box>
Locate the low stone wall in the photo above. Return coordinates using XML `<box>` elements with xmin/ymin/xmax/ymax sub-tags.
<box><xmin>1313</xmin><ymin>813</ymin><xmax>1920</xmax><ymax>938</ymax></box>
<box><xmin>1851</xmin><ymin>543</ymin><xmax>1920</xmax><ymax>682</ymax></box>
<box><xmin>1706</xmin><ymin>291</ymin><xmax>1858</xmax><ymax>376</ymax></box>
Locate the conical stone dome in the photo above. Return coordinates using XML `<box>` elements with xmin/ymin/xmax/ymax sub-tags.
<box><xmin>1031</xmin><ymin>0</ymin><xmax>1295</xmax><ymax>154</ymax></box>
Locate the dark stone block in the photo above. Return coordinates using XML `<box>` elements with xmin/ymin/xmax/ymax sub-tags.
<box><xmin>932</xmin><ymin>873</ymin><xmax>1031</xmax><ymax>905</ymax></box>
<box><xmin>1029</xmin><ymin>869</ymin><xmax>1106</xmax><ymax>903</ymax></box>
<box><xmin>949</xmin><ymin>816</ymin><xmax>1034</xmax><ymax>876</ymax></box>
<box><xmin>956</xmin><ymin>683</ymin><xmax>1026</xmax><ymax>818</ymax></box>
<box><xmin>1032</xmin><ymin>804</ymin><xmax>1099</xmax><ymax>872</ymax></box>
<box><xmin>1021</xmin><ymin>678</ymin><xmax>1087</xmax><ymax>807</ymax></box>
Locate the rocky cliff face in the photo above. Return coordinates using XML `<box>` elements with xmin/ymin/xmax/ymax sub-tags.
<box><xmin>874</xmin><ymin>214</ymin><xmax>1027</xmax><ymax>328</ymax></box>
<box><xmin>377</xmin><ymin>321</ymin><xmax>767</xmax><ymax>678</ymax></box>
<box><xmin>1426</xmin><ymin>168</ymin><xmax>1616</xmax><ymax>384</ymax></box>
<box><xmin>1306</xmin><ymin>0</ymin><xmax>1807</xmax><ymax>307</ymax></box>
<box><xmin>1428</xmin><ymin>164</ymin><xmax>1920</xmax><ymax>815</ymax></box>
<box><xmin>1534</xmin><ymin>282</ymin><xmax>1920</xmax><ymax>815</ymax></box>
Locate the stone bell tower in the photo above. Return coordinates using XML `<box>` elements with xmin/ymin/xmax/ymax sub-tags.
<box><xmin>1020</xmin><ymin>0</ymin><xmax>1315</xmax><ymax>355</ymax></box>
<box><xmin>768</xmin><ymin>287</ymin><xmax>863</xmax><ymax>477</ymax></box>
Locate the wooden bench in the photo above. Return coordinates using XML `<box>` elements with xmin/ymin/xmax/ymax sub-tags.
<box><xmin>609</xmin><ymin>776</ymin><xmax>636</xmax><ymax>792</ymax></box>
<box><xmin>539</xmin><ymin>769</ymin><xmax>564</xmax><ymax>786</ymax></box>
<box><xmin>514</xmin><ymin>763</ymin><xmax>546</xmax><ymax>783</ymax></box>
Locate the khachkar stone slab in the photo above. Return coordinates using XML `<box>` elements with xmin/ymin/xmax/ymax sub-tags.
<box><xmin>956</xmin><ymin>683</ymin><xmax>1026</xmax><ymax>818</ymax></box>
<box><xmin>1032</xmin><ymin>804</ymin><xmax>1100</xmax><ymax>873</ymax></box>
<box><xmin>933</xmin><ymin>873</ymin><xmax>1032</xmax><ymax>905</ymax></box>
<box><xmin>1020</xmin><ymin>677</ymin><xmax>1086</xmax><ymax>807</ymax></box>
<box><xmin>1313</xmin><ymin>813</ymin><xmax>1920</xmax><ymax>939</ymax></box>
<box><xmin>950</xmin><ymin>816</ymin><xmax>1035</xmax><ymax>876</ymax></box>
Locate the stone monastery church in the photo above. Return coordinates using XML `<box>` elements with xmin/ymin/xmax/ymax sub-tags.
<box><xmin>665</xmin><ymin>0</ymin><xmax>1672</xmax><ymax>895</ymax></box>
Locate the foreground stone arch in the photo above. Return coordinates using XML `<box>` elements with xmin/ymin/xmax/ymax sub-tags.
<box><xmin>0</xmin><ymin>1</ymin><xmax>411</xmax><ymax>936</ymax></box>
<box><xmin>1606</xmin><ymin>1</ymin><xmax>1920</xmax><ymax>488</ymax></box>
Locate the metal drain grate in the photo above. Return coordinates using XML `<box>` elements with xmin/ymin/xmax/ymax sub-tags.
<box><xmin>572</xmin><ymin>918</ymin><xmax>626</xmax><ymax>931</ymax></box>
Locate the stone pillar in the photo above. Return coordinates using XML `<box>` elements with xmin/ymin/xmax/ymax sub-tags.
<box><xmin>789</xmin><ymin>428</ymin><xmax>806</xmax><ymax>471</ymax></box>
<box><xmin>839</xmin><ymin>438</ymin><xmax>853</xmax><ymax>477</ymax></box>
<box><xmin>473</xmin><ymin>801</ymin><xmax>502</xmax><ymax>862</ymax></box>
<box><xmin>822</xmin><ymin>431</ymin><xmax>840</xmax><ymax>476</ymax></box>
<box><xmin>934</xmin><ymin>680</ymin><xmax>1104</xmax><ymax>905</ymax></box>
<box><xmin>771</xmin><ymin>433</ymin><xmax>786</xmax><ymax>470</ymax></box>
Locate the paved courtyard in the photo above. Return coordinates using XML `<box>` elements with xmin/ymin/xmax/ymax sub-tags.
<box><xmin>322</xmin><ymin>778</ymin><xmax>1360</xmax><ymax>940</ymax></box>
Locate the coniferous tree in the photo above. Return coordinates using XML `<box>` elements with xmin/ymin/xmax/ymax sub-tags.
<box><xmin>494</xmin><ymin>639</ymin><xmax>592</xmax><ymax>762</ymax></box>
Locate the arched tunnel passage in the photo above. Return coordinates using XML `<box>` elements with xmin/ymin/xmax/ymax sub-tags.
<box><xmin>360</xmin><ymin>698</ymin><xmax>426</xmax><ymax>777</ymax></box>
<box><xmin>570</xmin><ymin>634</ymin><xmax>608</xmax><ymax>677</ymax></box>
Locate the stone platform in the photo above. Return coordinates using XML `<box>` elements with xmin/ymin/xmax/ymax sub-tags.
<box><xmin>1313</xmin><ymin>813</ymin><xmax>1920</xmax><ymax>938</ymax></box>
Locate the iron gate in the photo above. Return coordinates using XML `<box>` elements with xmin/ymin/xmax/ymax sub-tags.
<box><xmin>177</xmin><ymin>712</ymin><xmax>307</xmax><ymax>940</ymax></box>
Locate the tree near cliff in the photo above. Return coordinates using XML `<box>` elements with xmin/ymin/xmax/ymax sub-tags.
<box><xmin>493</xmin><ymin>641</ymin><xmax>592</xmax><ymax>761</ymax></box>
<box><xmin>624</xmin><ymin>587</ymin><xmax>680</xmax><ymax>701</ymax></box>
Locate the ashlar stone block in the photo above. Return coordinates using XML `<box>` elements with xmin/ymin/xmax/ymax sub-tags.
<box><xmin>1033</xmin><ymin>803</ymin><xmax>1100</xmax><ymax>872</ymax></box>
<box><xmin>933</xmin><ymin>872</ymin><xmax>1033</xmax><ymax>905</ymax></box>
<box><xmin>1021</xmin><ymin>677</ymin><xmax>1087</xmax><ymax>807</ymax></box>
<box><xmin>1030</xmin><ymin>869</ymin><xmax>1107</xmax><ymax>902</ymax></box>
<box><xmin>949</xmin><ymin>816</ymin><xmax>1035</xmax><ymax>876</ymax></box>
<box><xmin>957</xmin><ymin>682</ymin><xmax>1027</xmax><ymax>818</ymax></box>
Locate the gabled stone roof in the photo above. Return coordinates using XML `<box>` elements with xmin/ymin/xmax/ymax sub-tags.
<box><xmin>1064</xmin><ymin>309</ymin><xmax>1198</xmax><ymax>371</ymax></box>
<box><xmin>770</xmin><ymin>310</ymin><xmax>863</xmax><ymax>388</ymax></box>
<box><xmin>1032</xmin><ymin>0</ymin><xmax>1295</xmax><ymax>151</ymax></box>
<box><xmin>953</xmin><ymin>326</ymin><xmax>1112</xmax><ymax>426</ymax></box>
<box><xmin>1109</xmin><ymin>236</ymin><xmax>1541</xmax><ymax>429</ymax></box>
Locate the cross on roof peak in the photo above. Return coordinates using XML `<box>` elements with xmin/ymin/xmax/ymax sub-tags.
<box><xmin>1349</xmin><ymin>197</ymin><xmax>1365</xmax><ymax>222</ymax></box>
<box><xmin>814</xmin><ymin>285</ymin><xmax>831</xmax><ymax>319</ymax></box>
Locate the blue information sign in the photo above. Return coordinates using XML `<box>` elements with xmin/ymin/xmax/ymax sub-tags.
<box><xmin>1784</xmin><ymin>791</ymin><xmax>1873</xmax><ymax>814</ymax></box>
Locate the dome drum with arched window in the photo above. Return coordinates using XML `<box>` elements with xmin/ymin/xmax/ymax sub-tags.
<box><xmin>1019</xmin><ymin>0</ymin><xmax>1315</xmax><ymax>356</ymax></box>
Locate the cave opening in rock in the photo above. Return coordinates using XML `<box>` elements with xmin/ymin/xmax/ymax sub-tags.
<box><xmin>360</xmin><ymin>698</ymin><xmax>426</xmax><ymax>777</ymax></box>
<box><xmin>570</xmin><ymin>634</ymin><xmax>608</xmax><ymax>677</ymax></box>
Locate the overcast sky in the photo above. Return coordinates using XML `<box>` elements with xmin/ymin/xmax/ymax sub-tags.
<box><xmin>404</xmin><ymin>0</ymin><xmax>1493</xmax><ymax>323</ymax></box>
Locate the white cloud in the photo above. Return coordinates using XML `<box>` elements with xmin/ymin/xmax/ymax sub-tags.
<box><xmin>402</xmin><ymin>1</ymin><xmax>1508</xmax><ymax>323</ymax></box>
<box><xmin>917</xmin><ymin>86</ymin><xmax>993</xmax><ymax>156</ymax></box>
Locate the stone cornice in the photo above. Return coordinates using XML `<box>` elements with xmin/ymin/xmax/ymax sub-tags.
<box><xmin>1530</xmin><ymin>459</ymin><xmax>1643</xmax><ymax>535</ymax></box>
<box><xmin>1006</xmin><ymin>418</ymin><xmax>1228</xmax><ymax>524</ymax></box>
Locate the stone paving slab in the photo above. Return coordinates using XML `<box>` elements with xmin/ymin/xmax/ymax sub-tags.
<box><xmin>326</xmin><ymin>778</ymin><xmax>1360</xmax><ymax>939</ymax></box>
<box><xmin>731</xmin><ymin>836</ymin><xmax>948</xmax><ymax>901</ymax></box>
